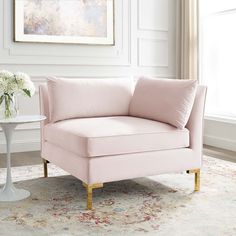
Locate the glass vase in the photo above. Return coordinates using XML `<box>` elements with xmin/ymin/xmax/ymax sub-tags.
<box><xmin>0</xmin><ymin>94</ymin><xmax>19</xmax><ymax>119</ymax></box>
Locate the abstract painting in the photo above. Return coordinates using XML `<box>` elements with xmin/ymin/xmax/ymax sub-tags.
<box><xmin>14</xmin><ymin>0</ymin><xmax>114</xmax><ymax>45</ymax></box>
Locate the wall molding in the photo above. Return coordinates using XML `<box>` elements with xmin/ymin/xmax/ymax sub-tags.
<box><xmin>0</xmin><ymin>0</ymin><xmax>178</xmax><ymax>154</ymax></box>
<box><xmin>137</xmin><ymin>38</ymin><xmax>168</xmax><ymax>67</ymax></box>
<box><xmin>137</xmin><ymin>0</ymin><xmax>169</xmax><ymax>32</ymax></box>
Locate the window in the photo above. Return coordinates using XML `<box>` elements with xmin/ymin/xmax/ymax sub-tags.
<box><xmin>199</xmin><ymin>0</ymin><xmax>236</xmax><ymax>119</ymax></box>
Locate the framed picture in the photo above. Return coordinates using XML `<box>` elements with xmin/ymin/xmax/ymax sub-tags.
<box><xmin>14</xmin><ymin>0</ymin><xmax>114</xmax><ymax>45</ymax></box>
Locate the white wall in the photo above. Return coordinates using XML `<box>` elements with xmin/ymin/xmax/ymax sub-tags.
<box><xmin>204</xmin><ymin>117</ymin><xmax>236</xmax><ymax>153</ymax></box>
<box><xmin>0</xmin><ymin>0</ymin><xmax>178</xmax><ymax>153</ymax></box>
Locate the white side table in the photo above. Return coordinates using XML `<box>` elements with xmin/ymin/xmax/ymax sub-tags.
<box><xmin>0</xmin><ymin>115</ymin><xmax>46</xmax><ymax>201</ymax></box>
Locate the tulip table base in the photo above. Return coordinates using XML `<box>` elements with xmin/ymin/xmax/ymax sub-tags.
<box><xmin>0</xmin><ymin>115</ymin><xmax>46</xmax><ymax>202</ymax></box>
<box><xmin>0</xmin><ymin>184</ymin><xmax>30</xmax><ymax>201</ymax></box>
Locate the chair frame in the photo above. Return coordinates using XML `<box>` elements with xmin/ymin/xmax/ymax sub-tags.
<box><xmin>40</xmin><ymin>85</ymin><xmax>206</xmax><ymax>210</ymax></box>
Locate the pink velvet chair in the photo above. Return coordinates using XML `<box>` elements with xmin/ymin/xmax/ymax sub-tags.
<box><xmin>39</xmin><ymin>78</ymin><xmax>207</xmax><ymax>210</ymax></box>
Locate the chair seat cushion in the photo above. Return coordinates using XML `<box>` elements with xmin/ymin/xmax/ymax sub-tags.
<box><xmin>44</xmin><ymin>116</ymin><xmax>190</xmax><ymax>157</ymax></box>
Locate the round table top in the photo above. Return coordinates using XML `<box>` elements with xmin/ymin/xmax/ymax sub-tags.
<box><xmin>0</xmin><ymin>115</ymin><xmax>46</xmax><ymax>124</ymax></box>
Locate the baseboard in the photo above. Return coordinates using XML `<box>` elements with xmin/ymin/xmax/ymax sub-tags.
<box><xmin>0</xmin><ymin>140</ymin><xmax>40</xmax><ymax>153</ymax></box>
<box><xmin>204</xmin><ymin>135</ymin><xmax>236</xmax><ymax>153</ymax></box>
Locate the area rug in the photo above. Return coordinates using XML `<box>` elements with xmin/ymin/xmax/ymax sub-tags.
<box><xmin>0</xmin><ymin>156</ymin><xmax>236</xmax><ymax>236</ymax></box>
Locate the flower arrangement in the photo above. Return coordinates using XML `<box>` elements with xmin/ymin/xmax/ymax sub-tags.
<box><xmin>0</xmin><ymin>70</ymin><xmax>35</xmax><ymax>119</ymax></box>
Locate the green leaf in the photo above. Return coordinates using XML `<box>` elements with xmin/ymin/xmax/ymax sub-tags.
<box><xmin>5</xmin><ymin>93</ymin><xmax>13</xmax><ymax>102</ymax></box>
<box><xmin>0</xmin><ymin>95</ymin><xmax>4</xmax><ymax>105</ymax></box>
<box><xmin>23</xmin><ymin>89</ymin><xmax>31</xmax><ymax>97</ymax></box>
<box><xmin>8</xmin><ymin>95</ymin><xmax>13</xmax><ymax>102</ymax></box>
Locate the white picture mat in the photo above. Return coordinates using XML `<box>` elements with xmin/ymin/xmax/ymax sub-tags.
<box><xmin>14</xmin><ymin>0</ymin><xmax>114</xmax><ymax>45</ymax></box>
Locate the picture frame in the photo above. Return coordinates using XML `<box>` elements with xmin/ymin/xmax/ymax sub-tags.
<box><xmin>14</xmin><ymin>0</ymin><xmax>114</xmax><ymax>45</ymax></box>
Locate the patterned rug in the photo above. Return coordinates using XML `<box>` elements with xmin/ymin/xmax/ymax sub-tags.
<box><xmin>0</xmin><ymin>156</ymin><xmax>236</xmax><ymax>236</ymax></box>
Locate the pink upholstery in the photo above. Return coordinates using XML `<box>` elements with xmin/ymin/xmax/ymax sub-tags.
<box><xmin>186</xmin><ymin>86</ymin><xmax>207</xmax><ymax>156</ymax></box>
<box><xmin>47</xmin><ymin>77</ymin><xmax>133</xmax><ymax>122</ymax></box>
<box><xmin>39</xmin><ymin>79</ymin><xmax>207</xmax><ymax>186</ymax></box>
<box><xmin>39</xmin><ymin>84</ymin><xmax>50</xmax><ymax>126</ymax></box>
<box><xmin>129</xmin><ymin>77</ymin><xmax>197</xmax><ymax>129</ymax></box>
<box><xmin>88</xmin><ymin>148</ymin><xmax>199</xmax><ymax>184</ymax></box>
<box><xmin>43</xmin><ymin>142</ymin><xmax>199</xmax><ymax>185</ymax></box>
<box><xmin>44</xmin><ymin>116</ymin><xmax>189</xmax><ymax>157</ymax></box>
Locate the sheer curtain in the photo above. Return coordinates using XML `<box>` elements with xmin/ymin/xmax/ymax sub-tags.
<box><xmin>200</xmin><ymin>0</ymin><xmax>236</xmax><ymax>118</ymax></box>
<box><xmin>179</xmin><ymin>0</ymin><xmax>198</xmax><ymax>80</ymax></box>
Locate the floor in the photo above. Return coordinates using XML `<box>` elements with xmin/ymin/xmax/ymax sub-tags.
<box><xmin>1</xmin><ymin>145</ymin><xmax>235</xmax><ymax>168</ymax></box>
<box><xmin>0</xmin><ymin>146</ymin><xmax>236</xmax><ymax>235</ymax></box>
<box><xmin>0</xmin><ymin>151</ymin><xmax>42</xmax><ymax>168</ymax></box>
<box><xmin>0</xmin><ymin>152</ymin><xmax>236</xmax><ymax>235</ymax></box>
<box><xmin>203</xmin><ymin>145</ymin><xmax>236</xmax><ymax>163</ymax></box>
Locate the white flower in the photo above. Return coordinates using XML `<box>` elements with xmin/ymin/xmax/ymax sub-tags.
<box><xmin>0</xmin><ymin>70</ymin><xmax>35</xmax><ymax>97</ymax></box>
<box><xmin>15</xmin><ymin>72</ymin><xmax>35</xmax><ymax>97</ymax></box>
<box><xmin>0</xmin><ymin>70</ymin><xmax>35</xmax><ymax>118</ymax></box>
<box><xmin>23</xmin><ymin>79</ymin><xmax>35</xmax><ymax>97</ymax></box>
<box><xmin>0</xmin><ymin>70</ymin><xmax>18</xmax><ymax>94</ymax></box>
<box><xmin>14</xmin><ymin>72</ymin><xmax>26</xmax><ymax>90</ymax></box>
<box><xmin>0</xmin><ymin>70</ymin><xmax>14</xmax><ymax>79</ymax></box>
<box><xmin>15</xmin><ymin>72</ymin><xmax>30</xmax><ymax>82</ymax></box>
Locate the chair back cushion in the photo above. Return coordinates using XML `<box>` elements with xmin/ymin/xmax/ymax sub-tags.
<box><xmin>48</xmin><ymin>77</ymin><xmax>133</xmax><ymax>122</ymax></box>
<box><xmin>129</xmin><ymin>77</ymin><xmax>197</xmax><ymax>129</ymax></box>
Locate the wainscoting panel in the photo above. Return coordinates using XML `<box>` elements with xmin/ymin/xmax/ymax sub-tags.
<box><xmin>138</xmin><ymin>0</ymin><xmax>168</xmax><ymax>31</ymax></box>
<box><xmin>138</xmin><ymin>38</ymin><xmax>168</xmax><ymax>67</ymax></box>
<box><xmin>0</xmin><ymin>0</ymin><xmax>179</xmax><ymax>153</ymax></box>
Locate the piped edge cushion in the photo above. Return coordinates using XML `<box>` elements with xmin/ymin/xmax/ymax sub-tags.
<box><xmin>129</xmin><ymin>77</ymin><xmax>197</xmax><ymax>129</ymax></box>
<box><xmin>47</xmin><ymin>77</ymin><xmax>134</xmax><ymax>122</ymax></box>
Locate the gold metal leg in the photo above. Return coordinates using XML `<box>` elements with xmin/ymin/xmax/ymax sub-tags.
<box><xmin>83</xmin><ymin>182</ymin><xmax>103</xmax><ymax>210</ymax></box>
<box><xmin>43</xmin><ymin>159</ymin><xmax>49</xmax><ymax>178</ymax></box>
<box><xmin>187</xmin><ymin>169</ymin><xmax>200</xmax><ymax>191</ymax></box>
